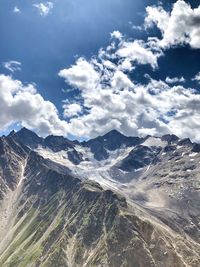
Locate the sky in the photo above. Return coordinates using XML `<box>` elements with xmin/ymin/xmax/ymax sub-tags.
<box><xmin>0</xmin><ymin>0</ymin><xmax>200</xmax><ymax>141</ymax></box>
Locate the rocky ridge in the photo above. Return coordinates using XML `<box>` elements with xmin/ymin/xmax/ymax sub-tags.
<box><xmin>0</xmin><ymin>128</ymin><xmax>199</xmax><ymax>266</ymax></box>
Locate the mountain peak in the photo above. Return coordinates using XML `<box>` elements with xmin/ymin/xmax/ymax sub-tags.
<box><xmin>83</xmin><ymin>129</ymin><xmax>143</xmax><ymax>160</ymax></box>
<box><xmin>13</xmin><ymin>127</ymin><xmax>43</xmax><ymax>148</ymax></box>
<box><xmin>103</xmin><ymin>129</ymin><xmax>124</xmax><ymax>137</ymax></box>
<box><xmin>44</xmin><ymin>135</ymin><xmax>75</xmax><ymax>152</ymax></box>
<box><xmin>0</xmin><ymin>127</ymin><xmax>200</xmax><ymax>266</ymax></box>
<box><xmin>7</xmin><ymin>130</ymin><xmax>16</xmax><ymax>137</ymax></box>
<box><xmin>14</xmin><ymin>127</ymin><xmax>38</xmax><ymax>138</ymax></box>
<box><xmin>18</xmin><ymin>127</ymin><xmax>36</xmax><ymax>135</ymax></box>
<box><xmin>161</xmin><ymin>134</ymin><xmax>179</xmax><ymax>143</ymax></box>
<box><xmin>178</xmin><ymin>138</ymin><xmax>192</xmax><ymax>146</ymax></box>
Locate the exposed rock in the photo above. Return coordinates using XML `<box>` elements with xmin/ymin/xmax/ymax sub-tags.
<box><xmin>0</xmin><ymin>128</ymin><xmax>200</xmax><ymax>266</ymax></box>
<box><xmin>82</xmin><ymin>129</ymin><xmax>143</xmax><ymax>160</ymax></box>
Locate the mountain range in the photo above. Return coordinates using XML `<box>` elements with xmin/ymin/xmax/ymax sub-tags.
<box><xmin>0</xmin><ymin>127</ymin><xmax>199</xmax><ymax>266</ymax></box>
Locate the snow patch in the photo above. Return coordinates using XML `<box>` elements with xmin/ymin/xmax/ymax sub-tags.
<box><xmin>189</xmin><ymin>153</ymin><xmax>198</xmax><ymax>157</ymax></box>
<box><xmin>35</xmin><ymin>147</ymin><xmax>75</xmax><ymax>168</ymax></box>
<box><xmin>134</xmin><ymin>167</ymin><xmax>144</xmax><ymax>172</ymax></box>
<box><xmin>142</xmin><ymin>137</ymin><xmax>167</xmax><ymax>148</ymax></box>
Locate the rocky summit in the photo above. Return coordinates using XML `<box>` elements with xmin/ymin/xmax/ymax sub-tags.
<box><xmin>0</xmin><ymin>128</ymin><xmax>199</xmax><ymax>267</ymax></box>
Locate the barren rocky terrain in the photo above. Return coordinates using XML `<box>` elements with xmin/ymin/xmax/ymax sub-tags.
<box><xmin>0</xmin><ymin>128</ymin><xmax>199</xmax><ymax>266</ymax></box>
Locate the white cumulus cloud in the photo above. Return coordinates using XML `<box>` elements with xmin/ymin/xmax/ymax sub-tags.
<box><xmin>116</xmin><ymin>39</ymin><xmax>162</xmax><ymax>70</ymax></box>
<box><xmin>63</xmin><ymin>103</ymin><xmax>82</xmax><ymax>118</ymax></box>
<box><xmin>59</xmin><ymin>47</ymin><xmax>200</xmax><ymax>142</ymax></box>
<box><xmin>0</xmin><ymin>74</ymin><xmax>69</xmax><ymax>137</ymax></box>
<box><xmin>58</xmin><ymin>58</ymin><xmax>100</xmax><ymax>91</ymax></box>
<box><xmin>145</xmin><ymin>0</ymin><xmax>200</xmax><ymax>49</ymax></box>
<box><xmin>111</xmin><ymin>31</ymin><xmax>123</xmax><ymax>40</ymax></box>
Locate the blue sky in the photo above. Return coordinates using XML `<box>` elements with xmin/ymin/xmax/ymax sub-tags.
<box><xmin>0</xmin><ymin>0</ymin><xmax>152</xmax><ymax>106</ymax></box>
<box><xmin>0</xmin><ymin>0</ymin><xmax>200</xmax><ymax>141</ymax></box>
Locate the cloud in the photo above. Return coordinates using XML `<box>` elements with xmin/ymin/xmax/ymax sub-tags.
<box><xmin>192</xmin><ymin>72</ymin><xmax>200</xmax><ymax>83</ymax></box>
<box><xmin>165</xmin><ymin>76</ymin><xmax>186</xmax><ymax>84</ymax></box>
<box><xmin>59</xmin><ymin>32</ymin><xmax>162</xmax><ymax>89</ymax></box>
<box><xmin>145</xmin><ymin>0</ymin><xmax>200</xmax><ymax>49</ymax></box>
<box><xmin>0</xmin><ymin>74</ymin><xmax>69</xmax><ymax>137</ymax></box>
<box><xmin>63</xmin><ymin>103</ymin><xmax>82</xmax><ymax>118</ymax></box>
<box><xmin>96</xmin><ymin>32</ymin><xmax>163</xmax><ymax>72</ymax></box>
<box><xmin>33</xmin><ymin>2</ymin><xmax>53</xmax><ymax>17</ymax></box>
<box><xmin>110</xmin><ymin>31</ymin><xmax>123</xmax><ymax>40</ymax></box>
<box><xmin>13</xmin><ymin>6</ymin><xmax>21</xmax><ymax>13</ymax></box>
<box><xmin>2</xmin><ymin>6</ymin><xmax>200</xmax><ymax>142</ymax></box>
<box><xmin>111</xmin><ymin>71</ymin><xmax>134</xmax><ymax>91</ymax></box>
<box><xmin>2</xmin><ymin>29</ymin><xmax>164</xmax><ymax>139</ymax></box>
<box><xmin>58</xmin><ymin>58</ymin><xmax>100</xmax><ymax>91</ymax></box>
<box><xmin>116</xmin><ymin>39</ymin><xmax>162</xmax><ymax>69</ymax></box>
<box><xmin>59</xmin><ymin>39</ymin><xmax>200</xmax><ymax>142</ymax></box>
<box><xmin>3</xmin><ymin>61</ymin><xmax>21</xmax><ymax>72</ymax></box>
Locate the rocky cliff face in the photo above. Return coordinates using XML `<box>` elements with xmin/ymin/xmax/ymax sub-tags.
<box><xmin>0</xmin><ymin>129</ymin><xmax>199</xmax><ymax>267</ymax></box>
<box><xmin>0</xmin><ymin>136</ymin><xmax>29</xmax><ymax>193</ymax></box>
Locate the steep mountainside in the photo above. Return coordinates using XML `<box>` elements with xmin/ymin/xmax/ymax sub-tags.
<box><xmin>0</xmin><ymin>129</ymin><xmax>199</xmax><ymax>266</ymax></box>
